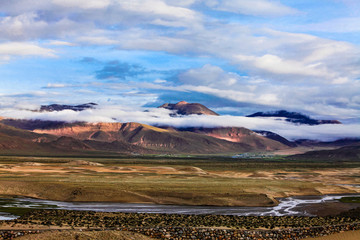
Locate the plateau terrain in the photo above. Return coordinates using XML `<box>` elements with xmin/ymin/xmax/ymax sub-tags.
<box><xmin>0</xmin><ymin>102</ymin><xmax>358</xmax><ymax>239</ymax></box>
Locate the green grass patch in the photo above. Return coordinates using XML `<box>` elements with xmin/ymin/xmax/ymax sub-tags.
<box><xmin>339</xmin><ymin>197</ymin><xmax>360</xmax><ymax>203</ymax></box>
<box><xmin>0</xmin><ymin>207</ymin><xmax>33</xmax><ymax>216</ymax></box>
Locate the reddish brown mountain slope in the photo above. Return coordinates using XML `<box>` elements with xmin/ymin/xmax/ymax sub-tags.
<box><xmin>33</xmin><ymin>122</ymin><xmax>256</xmax><ymax>154</ymax></box>
<box><xmin>0</xmin><ymin>122</ymin><xmax>151</xmax><ymax>155</ymax></box>
<box><xmin>0</xmin><ymin>123</ymin><xmax>67</xmax><ymax>154</ymax></box>
<box><xmin>159</xmin><ymin>101</ymin><xmax>219</xmax><ymax>116</ymax></box>
<box><xmin>177</xmin><ymin>127</ymin><xmax>289</xmax><ymax>151</ymax></box>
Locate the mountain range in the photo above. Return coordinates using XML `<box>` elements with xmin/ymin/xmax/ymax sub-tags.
<box><xmin>0</xmin><ymin>121</ymin><xmax>287</xmax><ymax>155</ymax></box>
<box><xmin>247</xmin><ymin>110</ymin><xmax>341</xmax><ymax>125</ymax></box>
<box><xmin>0</xmin><ymin>101</ymin><xmax>357</xmax><ymax>157</ymax></box>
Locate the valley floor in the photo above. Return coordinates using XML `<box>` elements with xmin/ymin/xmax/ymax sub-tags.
<box><xmin>0</xmin><ymin>155</ymin><xmax>359</xmax><ymax>239</ymax></box>
<box><xmin>0</xmin><ymin>155</ymin><xmax>359</xmax><ymax>207</ymax></box>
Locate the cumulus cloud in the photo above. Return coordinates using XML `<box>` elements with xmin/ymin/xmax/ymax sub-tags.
<box><xmin>0</xmin><ymin>42</ymin><xmax>56</xmax><ymax>60</ymax></box>
<box><xmin>0</xmin><ymin>0</ymin><xmax>358</xmax><ymax>87</ymax></box>
<box><xmin>116</xmin><ymin>0</ymin><xmax>201</xmax><ymax>27</ymax></box>
<box><xmin>108</xmin><ymin>23</ymin><xmax>360</xmax><ymax>85</ymax></box>
<box><xmin>0</xmin><ymin>12</ymin><xmax>87</xmax><ymax>41</ymax></box>
<box><xmin>179</xmin><ymin>64</ymin><xmax>240</xmax><ymax>87</ymax></box>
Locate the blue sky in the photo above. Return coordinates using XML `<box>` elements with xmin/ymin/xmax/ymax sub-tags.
<box><xmin>0</xmin><ymin>0</ymin><xmax>359</xmax><ymax>120</ymax></box>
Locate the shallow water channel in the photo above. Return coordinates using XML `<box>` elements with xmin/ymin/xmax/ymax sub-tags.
<box><xmin>1</xmin><ymin>194</ymin><xmax>359</xmax><ymax>220</ymax></box>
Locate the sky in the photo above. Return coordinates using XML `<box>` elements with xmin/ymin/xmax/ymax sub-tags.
<box><xmin>0</xmin><ymin>0</ymin><xmax>359</xmax><ymax>140</ymax></box>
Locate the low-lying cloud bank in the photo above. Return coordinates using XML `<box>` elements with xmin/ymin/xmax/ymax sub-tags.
<box><xmin>0</xmin><ymin>106</ymin><xmax>359</xmax><ymax>142</ymax></box>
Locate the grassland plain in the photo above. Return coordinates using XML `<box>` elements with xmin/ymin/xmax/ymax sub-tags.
<box><xmin>0</xmin><ymin>155</ymin><xmax>359</xmax><ymax>239</ymax></box>
<box><xmin>0</xmin><ymin>155</ymin><xmax>359</xmax><ymax>207</ymax></box>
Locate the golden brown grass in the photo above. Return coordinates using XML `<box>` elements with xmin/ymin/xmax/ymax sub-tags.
<box><xmin>0</xmin><ymin>156</ymin><xmax>358</xmax><ymax>206</ymax></box>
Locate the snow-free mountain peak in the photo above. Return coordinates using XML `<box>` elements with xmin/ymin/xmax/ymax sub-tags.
<box><xmin>158</xmin><ymin>101</ymin><xmax>219</xmax><ymax>116</ymax></box>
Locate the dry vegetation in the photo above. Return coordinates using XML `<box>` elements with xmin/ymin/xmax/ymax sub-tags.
<box><xmin>15</xmin><ymin>230</ymin><xmax>153</xmax><ymax>240</ymax></box>
<box><xmin>0</xmin><ymin>156</ymin><xmax>359</xmax><ymax>206</ymax></box>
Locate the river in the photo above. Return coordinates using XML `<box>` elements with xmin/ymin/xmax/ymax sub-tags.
<box><xmin>1</xmin><ymin>194</ymin><xmax>359</xmax><ymax>220</ymax></box>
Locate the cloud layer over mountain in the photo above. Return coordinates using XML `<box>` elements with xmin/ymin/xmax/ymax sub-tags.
<box><xmin>1</xmin><ymin>106</ymin><xmax>359</xmax><ymax>141</ymax></box>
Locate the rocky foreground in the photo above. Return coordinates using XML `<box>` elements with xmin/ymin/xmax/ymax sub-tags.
<box><xmin>0</xmin><ymin>208</ymin><xmax>359</xmax><ymax>239</ymax></box>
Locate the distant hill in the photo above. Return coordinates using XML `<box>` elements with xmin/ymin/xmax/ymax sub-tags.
<box><xmin>0</xmin><ymin>123</ymin><xmax>71</xmax><ymax>154</ymax></box>
<box><xmin>289</xmin><ymin>144</ymin><xmax>360</xmax><ymax>161</ymax></box>
<box><xmin>247</xmin><ymin>110</ymin><xmax>341</xmax><ymax>125</ymax></box>
<box><xmin>295</xmin><ymin>138</ymin><xmax>360</xmax><ymax>148</ymax></box>
<box><xmin>0</xmin><ymin>122</ymin><xmax>153</xmax><ymax>155</ymax></box>
<box><xmin>33</xmin><ymin>122</ymin><xmax>256</xmax><ymax>154</ymax></box>
<box><xmin>158</xmin><ymin>101</ymin><xmax>219</xmax><ymax>116</ymax></box>
<box><xmin>176</xmin><ymin>127</ymin><xmax>289</xmax><ymax>151</ymax></box>
<box><xmin>40</xmin><ymin>103</ymin><xmax>97</xmax><ymax>112</ymax></box>
<box><xmin>0</xmin><ymin>119</ymin><xmax>68</xmax><ymax>130</ymax></box>
<box><xmin>253</xmin><ymin>130</ymin><xmax>297</xmax><ymax>147</ymax></box>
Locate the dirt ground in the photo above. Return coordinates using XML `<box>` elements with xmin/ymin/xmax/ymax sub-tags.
<box><xmin>307</xmin><ymin>230</ymin><xmax>360</xmax><ymax>240</ymax></box>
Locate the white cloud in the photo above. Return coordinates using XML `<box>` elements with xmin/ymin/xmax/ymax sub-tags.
<box><xmin>164</xmin><ymin>0</ymin><xmax>197</xmax><ymax>7</ymax></box>
<box><xmin>179</xmin><ymin>64</ymin><xmax>240</xmax><ymax>87</ymax></box>
<box><xmin>0</xmin><ymin>12</ymin><xmax>89</xmax><ymax>41</ymax></box>
<box><xmin>104</xmin><ymin>24</ymin><xmax>360</xmax><ymax>85</ymax></box>
<box><xmin>77</xmin><ymin>36</ymin><xmax>120</xmax><ymax>45</ymax></box>
<box><xmin>0</xmin><ymin>42</ymin><xmax>56</xmax><ymax>59</ymax></box>
<box><xmin>116</xmin><ymin>0</ymin><xmax>201</xmax><ymax>27</ymax></box>
<box><xmin>47</xmin><ymin>40</ymin><xmax>76</xmax><ymax>46</ymax></box>
<box><xmin>0</xmin><ymin>13</ymin><xmax>47</xmax><ymax>40</ymax></box>
<box><xmin>52</xmin><ymin>0</ymin><xmax>111</xmax><ymax>9</ymax></box>
<box><xmin>0</xmin><ymin>0</ymin><xmax>357</xmax><ymax>88</ymax></box>
<box><xmin>235</xmin><ymin>54</ymin><xmax>330</xmax><ymax>77</ymax></box>
<box><xmin>45</xmin><ymin>83</ymin><xmax>68</xmax><ymax>88</ymax></box>
<box><xmin>154</xmin><ymin>79</ymin><xmax>167</xmax><ymax>83</ymax></box>
<box><xmin>0</xmin><ymin>0</ymin><xmax>202</xmax><ymax>42</ymax></box>
<box><xmin>204</xmin><ymin>0</ymin><xmax>298</xmax><ymax>17</ymax></box>
<box><xmin>102</xmin><ymin>72</ymin><xmax>360</xmax><ymax>119</ymax></box>
<box><xmin>305</xmin><ymin>17</ymin><xmax>360</xmax><ymax>33</ymax></box>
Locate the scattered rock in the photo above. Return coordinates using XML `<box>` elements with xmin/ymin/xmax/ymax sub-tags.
<box><xmin>65</xmin><ymin>160</ymin><xmax>103</xmax><ymax>166</ymax></box>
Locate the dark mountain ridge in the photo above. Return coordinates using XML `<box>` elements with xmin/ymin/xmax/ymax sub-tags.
<box><xmin>0</xmin><ymin>119</ymin><xmax>69</xmax><ymax>130</ymax></box>
<box><xmin>253</xmin><ymin>130</ymin><xmax>297</xmax><ymax>147</ymax></box>
<box><xmin>40</xmin><ymin>103</ymin><xmax>97</xmax><ymax>112</ymax></box>
<box><xmin>247</xmin><ymin>110</ymin><xmax>341</xmax><ymax>125</ymax></box>
<box><xmin>289</xmin><ymin>144</ymin><xmax>360</xmax><ymax>161</ymax></box>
